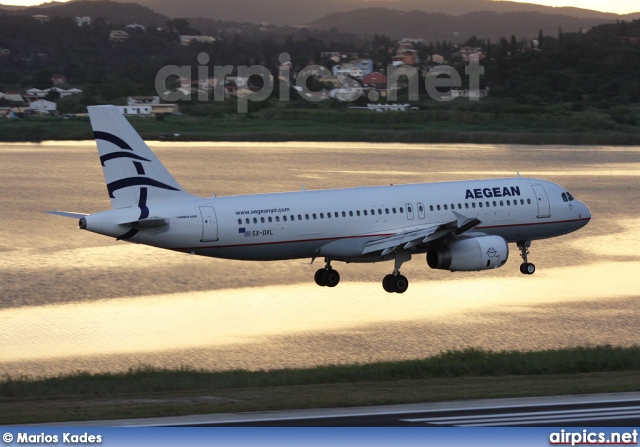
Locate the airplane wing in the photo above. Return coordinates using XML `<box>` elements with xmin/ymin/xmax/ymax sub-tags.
<box><xmin>361</xmin><ymin>212</ymin><xmax>481</xmax><ymax>256</ymax></box>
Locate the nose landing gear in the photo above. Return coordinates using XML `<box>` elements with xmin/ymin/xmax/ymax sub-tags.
<box><xmin>517</xmin><ymin>241</ymin><xmax>536</xmax><ymax>275</ymax></box>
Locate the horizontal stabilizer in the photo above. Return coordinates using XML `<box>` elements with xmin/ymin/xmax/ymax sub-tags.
<box><xmin>47</xmin><ymin>211</ymin><xmax>89</xmax><ymax>219</ymax></box>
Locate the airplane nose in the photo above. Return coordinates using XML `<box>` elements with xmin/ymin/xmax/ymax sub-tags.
<box><xmin>578</xmin><ymin>201</ymin><xmax>591</xmax><ymax>223</ymax></box>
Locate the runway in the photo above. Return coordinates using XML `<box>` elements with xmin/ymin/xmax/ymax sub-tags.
<box><xmin>47</xmin><ymin>392</ymin><xmax>640</xmax><ymax>427</ymax></box>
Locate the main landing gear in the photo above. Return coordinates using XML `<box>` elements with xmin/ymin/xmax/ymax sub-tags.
<box><xmin>382</xmin><ymin>273</ymin><xmax>408</xmax><ymax>294</ymax></box>
<box><xmin>314</xmin><ymin>258</ymin><xmax>340</xmax><ymax>287</ymax></box>
<box><xmin>382</xmin><ymin>251</ymin><xmax>411</xmax><ymax>294</ymax></box>
<box><xmin>517</xmin><ymin>240</ymin><xmax>536</xmax><ymax>275</ymax></box>
<box><xmin>313</xmin><ymin>253</ymin><xmax>412</xmax><ymax>293</ymax></box>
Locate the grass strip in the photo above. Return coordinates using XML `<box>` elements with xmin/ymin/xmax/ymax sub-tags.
<box><xmin>2</xmin><ymin>346</ymin><xmax>640</xmax><ymax>424</ymax></box>
<box><xmin>2</xmin><ymin>346</ymin><xmax>639</xmax><ymax>400</ymax></box>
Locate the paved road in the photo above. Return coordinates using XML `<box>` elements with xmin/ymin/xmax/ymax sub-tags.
<box><xmin>45</xmin><ymin>392</ymin><xmax>640</xmax><ymax>427</ymax></box>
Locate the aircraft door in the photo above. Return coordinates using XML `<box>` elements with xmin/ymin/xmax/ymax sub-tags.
<box><xmin>199</xmin><ymin>206</ymin><xmax>219</xmax><ymax>241</ymax></box>
<box><xmin>531</xmin><ymin>184</ymin><xmax>551</xmax><ymax>218</ymax></box>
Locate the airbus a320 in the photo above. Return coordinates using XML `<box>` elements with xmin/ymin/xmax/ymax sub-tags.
<box><xmin>49</xmin><ymin>105</ymin><xmax>591</xmax><ymax>293</ymax></box>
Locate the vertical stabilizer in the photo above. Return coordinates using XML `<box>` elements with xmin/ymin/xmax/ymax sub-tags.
<box><xmin>87</xmin><ymin>105</ymin><xmax>196</xmax><ymax>209</ymax></box>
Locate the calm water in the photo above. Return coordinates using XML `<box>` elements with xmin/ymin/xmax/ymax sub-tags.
<box><xmin>1</xmin><ymin>141</ymin><xmax>639</xmax><ymax>377</ymax></box>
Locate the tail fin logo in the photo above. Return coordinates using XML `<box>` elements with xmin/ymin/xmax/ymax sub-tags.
<box><xmin>96</xmin><ymin>131</ymin><xmax>181</xmax><ymax>199</ymax></box>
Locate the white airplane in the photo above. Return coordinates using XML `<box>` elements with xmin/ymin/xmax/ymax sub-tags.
<box><xmin>50</xmin><ymin>105</ymin><xmax>591</xmax><ymax>293</ymax></box>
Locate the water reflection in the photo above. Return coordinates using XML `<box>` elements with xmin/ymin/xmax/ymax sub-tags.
<box><xmin>0</xmin><ymin>142</ymin><xmax>639</xmax><ymax>377</ymax></box>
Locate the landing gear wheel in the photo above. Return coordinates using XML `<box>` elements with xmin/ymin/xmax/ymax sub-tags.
<box><xmin>520</xmin><ymin>262</ymin><xmax>536</xmax><ymax>275</ymax></box>
<box><xmin>382</xmin><ymin>274</ymin><xmax>409</xmax><ymax>293</ymax></box>
<box><xmin>314</xmin><ymin>268</ymin><xmax>328</xmax><ymax>287</ymax></box>
<box><xmin>391</xmin><ymin>274</ymin><xmax>409</xmax><ymax>294</ymax></box>
<box><xmin>324</xmin><ymin>269</ymin><xmax>340</xmax><ymax>287</ymax></box>
<box><xmin>382</xmin><ymin>274</ymin><xmax>395</xmax><ymax>293</ymax></box>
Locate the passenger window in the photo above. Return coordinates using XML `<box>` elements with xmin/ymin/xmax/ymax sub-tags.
<box><xmin>357</xmin><ymin>210</ymin><xmax>361</xmax><ymax>216</ymax></box>
<box><xmin>493</xmin><ymin>201</ymin><xmax>497</xmax><ymax>207</ymax></box>
<box><xmin>430</xmin><ymin>205</ymin><xmax>434</xmax><ymax>211</ymax></box>
<box><xmin>327</xmin><ymin>213</ymin><xmax>331</xmax><ymax>218</ymax></box>
<box><xmin>521</xmin><ymin>199</ymin><xmax>525</xmax><ymax>205</ymax></box>
<box><xmin>444</xmin><ymin>204</ymin><xmax>448</xmax><ymax>210</ymax></box>
<box><xmin>261</xmin><ymin>217</ymin><xmax>265</xmax><ymax>223</ymax></box>
<box><xmin>472</xmin><ymin>202</ymin><xmax>476</xmax><ymax>208</ymax></box>
<box><xmin>465</xmin><ymin>203</ymin><xmax>469</xmax><ymax>209</ymax></box>
<box><xmin>364</xmin><ymin>210</ymin><xmax>368</xmax><ymax>216</ymax></box>
<box><xmin>253</xmin><ymin>217</ymin><xmax>258</xmax><ymax>223</ymax></box>
<box><xmin>349</xmin><ymin>211</ymin><xmax>353</xmax><ymax>217</ymax></box>
<box><xmin>408</xmin><ymin>206</ymin><xmax>412</xmax><ymax>213</ymax></box>
<box><xmin>342</xmin><ymin>211</ymin><xmax>346</xmax><ymax>217</ymax></box>
<box><xmin>378</xmin><ymin>209</ymin><xmax>382</xmax><ymax>215</ymax></box>
<box><xmin>437</xmin><ymin>205</ymin><xmax>441</xmax><ymax>210</ymax></box>
<box><xmin>506</xmin><ymin>200</ymin><xmax>510</xmax><ymax>206</ymax></box>
<box><xmin>527</xmin><ymin>199</ymin><xmax>531</xmax><ymax>204</ymax></box>
<box><xmin>385</xmin><ymin>208</ymin><xmax>389</xmax><ymax>214</ymax></box>
<box><xmin>399</xmin><ymin>207</ymin><xmax>404</xmax><ymax>213</ymax></box>
<box><xmin>479</xmin><ymin>202</ymin><xmax>483</xmax><ymax>208</ymax></box>
<box><xmin>393</xmin><ymin>208</ymin><xmax>397</xmax><ymax>213</ymax></box>
<box><xmin>246</xmin><ymin>218</ymin><xmax>250</xmax><ymax>224</ymax></box>
<box><xmin>268</xmin><ymin>217</ymin><xmax>272</xmax><ymax>222</ymax></box>
<box><xmin>313</xmin><ymin>213</ymin><xmax>317</xmax><ymax>219</ymax></box>
<box><xmin>458</xmin><ymin>204</ymin><xmax>462</xmax><ymax>209</ymax></box>
<box><xmin>238</xmin><ymin>219</ymin><xmax>242</xmax><ymax>225</ymax></box>
<box><xmin>305</xmin><ymin>214</ymin><xmax>309</xmax><ymax>220</ymax></box>
<box><xmin>320</xmin><ymin>213</ymin><xmax>324</xmax><ymax>219</ymax></box>
<box><xmin>276</xmin><ymin>216</ymin><xmax>280</xmax><ymax>222</ymax></box>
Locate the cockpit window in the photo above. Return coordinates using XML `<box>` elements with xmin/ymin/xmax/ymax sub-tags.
<box><xmin>562</xmin><ymin>192</ymin><xmax>575</xmax><ymax>202</ymax></box>
<box><xmin>567</xmin><ymin>192</ymin><xmax>574</xmax><ymax>201</ymax></box>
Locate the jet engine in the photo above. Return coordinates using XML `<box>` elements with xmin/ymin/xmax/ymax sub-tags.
<box><xmin>427</xmin><ymin>235</ymin><xmax>509</xmax><ymax>271</ymax></box>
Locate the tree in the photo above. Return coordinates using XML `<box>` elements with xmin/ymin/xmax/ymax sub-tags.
<box><xmin>538</xmin><ymin>29</ymin><xmax>544</xmax><ymax>50</ymax></box>
<box><xmin>32</xmin><ymin>69</ymin><xmax>53</xmax><ymax>90</ymax></box>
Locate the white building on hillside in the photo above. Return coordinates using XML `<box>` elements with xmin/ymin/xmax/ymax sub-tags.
<box><xmin>28</xmin><ymin>99</ymin><xmax>57</xmax><ymax>112</ymax></box>
<box><xmin>116</xmin><ymin>105</ymin><xmax>152</xmax><ymax>116</ymax></box>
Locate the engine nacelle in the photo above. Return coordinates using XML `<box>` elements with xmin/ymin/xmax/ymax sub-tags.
<box><xmin>427</xmin><ymin>235</ymin><xmax>509</xmax><ymax>271</ymax></box>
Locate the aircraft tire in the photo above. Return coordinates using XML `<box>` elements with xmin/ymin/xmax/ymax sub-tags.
<box><xmin>314</xmin><ymin>268</ymin><xmax>328</xmax><ymax>286</ymax></box>
<box><xmin>520</xmin><ymin>263</ymin><xmax>536</xmax><ymax>275</ymax></box>
<box><xmin>324</xmin><ymin>269</ymin><xmax>340</xmax><ymax>287</ymax></box>
<box><xmin>382</xmin><ymin>274</ymin><xmax>395</xmax><ymax>293</ymax></box>
<box><xmin>392</xmin><ymin>275</ymin><xmax>409</xmax><ymax>294</ymax></box>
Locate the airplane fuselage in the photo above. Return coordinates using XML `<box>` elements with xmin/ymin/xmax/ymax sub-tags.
<box><xmin>82</xmin><ymin>177</ymin><xmax>590</xmax><ymax>262</ymax></box>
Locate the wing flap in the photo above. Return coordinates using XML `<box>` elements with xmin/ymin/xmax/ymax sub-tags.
<box><xmin>361</xmin><ymin>212</ymin><xmax>481</xmax><ymax>256</ymax></box>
